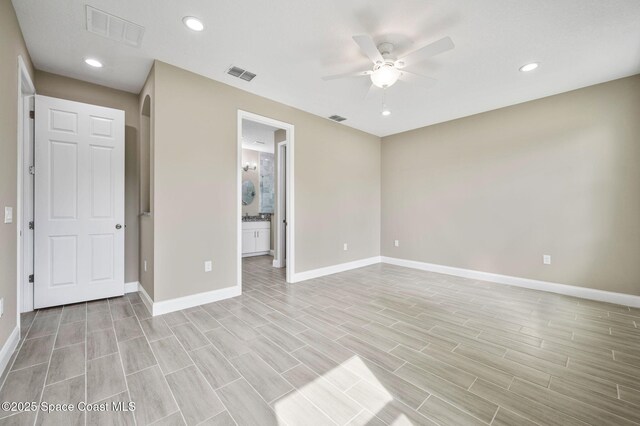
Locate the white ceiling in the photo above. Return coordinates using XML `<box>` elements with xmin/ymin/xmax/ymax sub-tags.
<box><xmin>242</xmin><ymin>120</ymin><xmax>280</xmax><ymax>153</ymax></box>
<box><xmin>13</xmin><ymin>0</ymin><xmax>640</xmax><ymax>137</ymax></box>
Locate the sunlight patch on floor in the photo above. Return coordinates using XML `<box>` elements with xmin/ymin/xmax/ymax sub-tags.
<box><xmin>274</xmin><ymin>356</ymin><xmax>395</xmax><ymax>425</ymax></box>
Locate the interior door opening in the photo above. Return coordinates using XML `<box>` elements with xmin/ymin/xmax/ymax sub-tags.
<box><xmin>237</xmin><ymin>111</ymin><xmax>294</xmax><ymax>286</ymax></box>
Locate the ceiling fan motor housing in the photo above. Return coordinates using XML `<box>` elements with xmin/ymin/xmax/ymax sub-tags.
<box><xmin>377</xmin><ymin>42</ymin><xmax>396</xmax><ymax>62</ymax></box>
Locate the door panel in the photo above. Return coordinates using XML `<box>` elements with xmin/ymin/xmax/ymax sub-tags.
<box><xmin>50</xmin><ymin>141</ymin><xmax>78</xmax><ymax>219</ymax></box>
<box><xmin>256</xmin><ymin>229</ymin><xmax>270</xmax><ymax>252</ymax></box>
<box><xmin>242</xmin><ymin>230</ymin><xmax>256</xmax><ymax>254</ymax></box>
<box><xmin>34</xmin><ymin>95</ymin><xmax>125</xmax><ymax>308</ymax></box>
<box><xmin>50</xmin><ymin>236</ymin><xmax>77</xmax><ymax>286</ymax></box>
<box><xmin>90</xmin><ymin>145</ymin><xmax>114</xmax><ymax>218</ymax></box>
<box><xmin>90</xmin><ymin>234</ymin><xmax>114</xmax><ymax>282</ymax></box>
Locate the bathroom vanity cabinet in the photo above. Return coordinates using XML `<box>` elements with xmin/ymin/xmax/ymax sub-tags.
<box><xmin>242</xmin><ymin>221</ymin><xmax>271</xmax><ymax>257</ymax></box>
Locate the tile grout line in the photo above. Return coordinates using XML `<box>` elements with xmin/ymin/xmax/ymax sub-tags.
<box><xmin>277</xmin><ymin>367</ymin><xmax>350</xmax><ymax>426</ymax></box>
<box><xmin>127</xmin><ymin>298</ymin><xmax>188</xmax><ymax>425</ymax></box>
<box><xmin>162</xmin><ymin>309</ymin><xmax>229</xmax><ymax>424</ymax></box>
<box><xmin>32</xmin><ymin>305</ymin><xmax>63</xmax><ymax>426</ymax></box>
<box><xmin>147</xmin><ymin>409</ymin><xmax>181</xmax><ymax>425</ymax></box>
<box><xmin>108</xmin><ymin>298</ymin><xmax>138</xmax><ymax>426</ymax></box>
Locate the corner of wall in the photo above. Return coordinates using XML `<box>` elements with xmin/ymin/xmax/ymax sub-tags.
<box><xmin>138</xmin><ymin>64</ymin><xmax>156</xmax><ymax>301</ymax></box>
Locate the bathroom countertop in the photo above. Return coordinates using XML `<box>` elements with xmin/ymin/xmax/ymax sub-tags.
<box><xmin>242</xmin><ymin>216</ymin><xmax>271</xmax><ymax>222</ymax></box>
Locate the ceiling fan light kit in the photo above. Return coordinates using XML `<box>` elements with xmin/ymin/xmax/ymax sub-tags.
<box><xmin>371</xmin><ymin>64</ymin><xmax>401</xmax><ymax>88</ymax></box>
<box><xmin>322</xmin><ymin>34</ymin><xmax>455</xmax><ymax>114</ymax></box>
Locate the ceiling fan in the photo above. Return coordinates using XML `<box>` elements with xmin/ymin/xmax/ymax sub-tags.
<box><xmin>323</xmin><ymin>34</ymin><xmax>455</xmax><ymax>92</ymax></box>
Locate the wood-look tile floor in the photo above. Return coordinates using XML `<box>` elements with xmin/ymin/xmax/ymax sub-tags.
<box><xmin>1</xmin><ymin>255</ymin><xmax>640</xmax><ymax>425</ymax></box>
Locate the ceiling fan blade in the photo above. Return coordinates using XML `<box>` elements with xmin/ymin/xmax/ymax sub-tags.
<box><xmin>322</xmin><ymin>70</ymin><xmax>372</xmax><ymax>81</ymax></box>
<box><xmin>364</xmin><ymin>83</ymin><xmax>379</xmax><ymax>100</ymax></box>
<box><xmin>399</xmin><ymin>70</ymin><xmax>437</xmax><ymax>87</ymax></box>
<box><xmin>352</xmin><ymin>35</ymin><xmax>384</xmax><ymax>64</ymax></box>
<box><xmin>396</xmin><ymin>36</ymin><xmax>454</xmax><ymax>68</ymax></box>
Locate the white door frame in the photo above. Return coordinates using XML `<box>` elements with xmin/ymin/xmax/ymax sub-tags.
<box><xmin>237</xmin><ymin>110</ymin><xmax>295</xmax><ymax>284</ymax></box>
<box><xmin>273</xmin><ymin>141</ymin><xmax>287</xmax><ymax>269</ymax></box>
<box><xmin>17</xmin><ymin>55</ymin><xmax>36</xmax><ymax>314</ymax></box>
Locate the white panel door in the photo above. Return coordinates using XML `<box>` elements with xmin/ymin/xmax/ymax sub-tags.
<box><xmin>34</xmin><ymin>95</ymin><xmax>125</xmax><ymax>308</ymax></box>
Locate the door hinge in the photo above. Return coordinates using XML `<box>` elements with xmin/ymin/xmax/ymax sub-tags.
<box><xmin>28</xmin><ymin>221</ymin><xmax>34</xmax><ymax>230</ymax></box>
<box><xmin>29</xmin><ymin>166</ymin><xmax>35</xmax><ymax>175</ymax></box>
<box><xmin>28</xmin><ymin>274</ymin><xmax>34</xmax><ymax>283</ymax></box>
<box><xmin>29</xmin><ymin>110</ymin><xmax>34</xmax><ymax>119</ymax></box>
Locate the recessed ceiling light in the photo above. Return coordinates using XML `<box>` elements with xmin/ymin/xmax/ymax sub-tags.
<box><xmin>382</xmin><ymin>109</ymin><xmax>391</xmax><ymax>116</ymax></box>
<box><xmin>183</xmin><ymin>16</ymin><xmax>204</xmax><ymax>31</ymax></box>
<box><xmin>519</xmin><ymin>62</ymin><xmax>539</xmax><ymax>72</ymax></box>
<box><xmin>84</xmin><ymin>58</ymin><xmax>103</xmax><ymax>68</ymax></box>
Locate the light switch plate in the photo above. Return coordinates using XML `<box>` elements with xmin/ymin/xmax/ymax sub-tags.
<box><xmin>343</xmin><ymin>243</ymin><xmax>348</xmax><ymax>251</ymax></box>
<box><xmin>4</xmin><ymin>207</ymin><xmax>12</xmax><ymax>224</ymax></box>
<box><xmin>394</xmin><ymin>240</ymin><xmax>399</xmax><ymax>247</ymax></box>
<box><xmin>204</xmin><ymin>260</ymin><xmax>213</xmax><ymax>272</ymax></box>
<box><xmin>543</xmin><ymin>255</ymin><xmax>551</xmax><ymax>265</ymax></box>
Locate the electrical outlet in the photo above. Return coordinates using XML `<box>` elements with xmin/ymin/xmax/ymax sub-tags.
<box><xmin>394</xmin><ymin>240</ymin><xmax>399</xmax><ymax>247</ymax></box>
<box><xmin>343</xmin><ymin>243</ymin><xmax>348</xmax><ymax>251</ymax></box>
<box><xmin>4</xmin><ymin>207</ymin><xmax>12</xmax><ymax>224</ymax></box>
<box><xmin>543</xmin><ymin>255</ymin><xmax>551</xmax><ymax>265</ymax></box>
<box><xmin>144</xmin><ymin>260</ymin><xmax>147</xmax><ymax>272</ymax></box>
<box><xmin>204</xmin><ymin>260</ymin><xmax>213</xmax><ymax>272</ymax></box>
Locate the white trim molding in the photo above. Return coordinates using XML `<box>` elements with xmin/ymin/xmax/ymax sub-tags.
<box><xmin>138</xmin><ymin>284</ymin><xmax>154</xmax><ymax>316</ymax></box>
<box><xmin>274</xmin><ymin>140</ymin><xmax>287</xmax><ymax>270</ymax></box>
<box><xmin>0</xmin><ymin>327</ymin><xmax>20</xmax><ymax>378</ymax></box>
<box><xmin>292</xmin><ymin>256</ymin><xmax>382</xmax><ymax>283</ymax></box>
<box><xmin>124</xmin><ymin>281</ymin><xmax>140</xmax><ymax>293</ymax></box>
<box><xmin>238</xmin><ymin>110</ymin><xmax>295</xmax><ymax>284</ymax></box>
<box><xmin>381</xmin><ymin>256</ymin><xmax>640</xmax><ymax>309</ymax></box>
<box><xmin>140</xmin><ymin>285</ymin><xmax>241</xmax><ymax>316</ymax></box>
<box><xmin>17</xmin><ymin>54</ymin><xmax>36</xmax><ymax>315</ymax></box>
<box><xmin>124</xmin><ymin>281</ymin><xmax>242</xmax><ymax>316</ymax></box>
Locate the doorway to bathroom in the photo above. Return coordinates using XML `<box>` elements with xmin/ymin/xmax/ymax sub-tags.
<box><xmin>237</xmin><ymin>111</ymin><xmax>294</xmax><ymax>285</ymax></box>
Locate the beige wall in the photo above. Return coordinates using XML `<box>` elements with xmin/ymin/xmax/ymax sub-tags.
<box><xmin>138</xmin><ymin>66</ymin><xmax>155</xmax><ymax>299</ymax></box>
<box><xmin>152</xmin><ymin>61</ymin><xmax>380</xmax><ymax>302</ymax></box>
<box><xmin>35</xmin><ymin>71</ymin><xmax>140</xmax><ymax>284</ymax></box>
<box><xmin>382</xmin><ymin>74</ymin><xmax>640</xmax><ymax>296</ymax></box>
<box><xmin>241</xmin><ymin>149</ymin><xmax>260</xmax><ymax>216</ymax></box>
<box><xmin>0</xmin><ymin>0</ymin><xmax>34</xmax><ymax>349</ymax></box>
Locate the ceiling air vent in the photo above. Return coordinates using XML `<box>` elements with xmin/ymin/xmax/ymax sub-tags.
<box><xmin>328</xmin><ymin>115</ymin><xmax>347</xmax><ymax>122</ymax></box>
<box><xmin>86</xmin><ymin>6</ymin><xmax>145</xmax><ymax>48</ymax></box>
<box><xmin>227</xmin><ymin>66</ymin><xmax>257</xmax><ymax>82</ymax></box>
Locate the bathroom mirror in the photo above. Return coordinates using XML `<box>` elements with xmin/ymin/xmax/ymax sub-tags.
<box><xmin>242</xmin><ymin>180</ymin><xmax>255</xmax><ymax>205</ymax></box>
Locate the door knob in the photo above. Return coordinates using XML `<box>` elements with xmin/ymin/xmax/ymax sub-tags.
<box><xmin>115</xmin><ymin>224</ymin><xmax>122</xmax><ymax>229</ymax></box>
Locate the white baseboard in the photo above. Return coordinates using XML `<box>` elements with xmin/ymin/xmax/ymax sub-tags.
<box><xmin>124</xmin><ymin>281</ymin><xmax>140</xmax><ymax>293</ymax></box>
<box><xmin>132</xmin><ymin>281</ymin><xmax>241</xmax><ymax>317</ymax></box>
<box><xmin>292</xmin><ymin>256</ymin><xmax>382</xmax><ymax>283</ymax></box>
<box><xmin>0</xmin><ymin>327</ymin><xmax>20</xmax><ymax>378</ymax></box>
<box><xmin>138</xmin><ymin>284</ymin><xmax>154</xmax><ymax>316</ymax></box>
<box><xmin>148</xmin><ymin>285</ymin><xmax>242</xmax><ymax>316</ymax></box>
<box><xmin>269</xmin><ymin>250</ymin><xmax>275</xmax><ymax>256</ymax></box>
<box><xmin>381</xmin><ymin>256</ymin><xmax>640</xmax><ymax>308</ymax></box>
